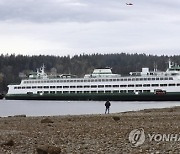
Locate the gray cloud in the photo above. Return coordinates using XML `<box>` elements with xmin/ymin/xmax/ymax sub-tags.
<box><xmin>0</xmin><ymin>0</ymin><xmax>179</xmax><ymax>23</ymax></box>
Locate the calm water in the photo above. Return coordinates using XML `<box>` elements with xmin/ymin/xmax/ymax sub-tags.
<box><xmin>0</xmin><ymin>99</ymin><xmax>180</xmax><ymax>117</ymax></box>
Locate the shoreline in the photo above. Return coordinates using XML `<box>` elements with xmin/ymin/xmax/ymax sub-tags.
<box><xmin>1</xmin><ymin>106</ymin><xmax>180</xmax><ymax>153</ymax></box>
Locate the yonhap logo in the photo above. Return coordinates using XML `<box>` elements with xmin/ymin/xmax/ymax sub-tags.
<box><xmin>129</xmin><ymin>128</ymin><xmax>180</xmax><ymax>148</ymax></box>
<box><xmin>129</xmin><ymin>128</ymin><xmax>145</xmax><ymax>147</ymax></box>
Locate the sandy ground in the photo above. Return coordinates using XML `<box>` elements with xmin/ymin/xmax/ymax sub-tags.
<box><xmin>1</xmin><ymin>107</ymin><xmax>180</xmax><ymax>153</ymax></box>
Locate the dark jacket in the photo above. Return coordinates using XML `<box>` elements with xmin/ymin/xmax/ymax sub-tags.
<box><xmin>105</xmin><ymin>101</ymin><xmax>111</xmax><ymax>108</ymax></box>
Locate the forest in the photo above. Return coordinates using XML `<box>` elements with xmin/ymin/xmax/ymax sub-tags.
<box><xmin>0</xmin><ymin>53</ymin><xmax>180</xmax><ymax>93</ymax></box>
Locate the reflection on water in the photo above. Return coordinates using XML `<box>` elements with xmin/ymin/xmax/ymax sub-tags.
<box><xmin>0</xmin><ymin>99</ymin><xmax>180</xmax><ymax>117</ymax></box>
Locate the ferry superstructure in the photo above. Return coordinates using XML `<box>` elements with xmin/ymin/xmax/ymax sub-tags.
<box><xmin>5</xmin><ymin>60</ymin><xmax>180</xmax><ymax>101</ymax></box>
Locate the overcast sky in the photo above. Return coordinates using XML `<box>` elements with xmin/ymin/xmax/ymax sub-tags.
<box><xmin>0</xmin><ymin>0</ymin><xmax>180</xmax><ymax>56</ymax></box>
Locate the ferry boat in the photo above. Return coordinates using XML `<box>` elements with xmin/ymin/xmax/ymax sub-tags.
<box><xmin>5</xmin><ymin>60</ymin><xmax>180</xmax><ymax>101</ymax></box>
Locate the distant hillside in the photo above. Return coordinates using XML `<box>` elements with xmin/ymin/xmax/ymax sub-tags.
<box><xmin>0</xmin><ymin>53</ymin><xmax>180</xmax><ymax>92</ymax></box>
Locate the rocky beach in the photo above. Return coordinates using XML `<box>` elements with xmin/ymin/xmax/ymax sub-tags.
<box><xmin>1</xmin><ymin>106</ymin><xmax>180</xmax><ymax>154</ymax></box>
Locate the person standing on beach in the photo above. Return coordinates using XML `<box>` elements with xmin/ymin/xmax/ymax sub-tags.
<box><xmin>105</xmin><ymin>100</ymin><xmax>111</xmax><ymax>114</ymax></box>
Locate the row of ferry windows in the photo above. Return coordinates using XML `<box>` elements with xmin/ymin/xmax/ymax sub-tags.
<box><xmin>37</xmin><ymin>90</ymin><xmax>151</xmax><ymax>94</ymax></box>
<box><xmin>23</xmin><ymin>77</ymin><xmax>173</xmax><ymax>84</ymax></box>
<box><xmin>14</xmin><ymin>83</ymin><xmax>180</xmax><ymax>89</ymax></box>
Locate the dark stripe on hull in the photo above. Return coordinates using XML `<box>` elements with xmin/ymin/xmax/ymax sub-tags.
<box><xmin>5</xmin><ymin>93</ymin><xmax>180</xmax><ymax>101</ymax></box>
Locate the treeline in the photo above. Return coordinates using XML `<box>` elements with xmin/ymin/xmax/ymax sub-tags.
<box><xmin>0</xmin><ymin>53</ymin><xmax>180</xmax><ymax>92</ymax></box>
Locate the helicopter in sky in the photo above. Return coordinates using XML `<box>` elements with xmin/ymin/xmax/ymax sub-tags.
<box><xmin>126</xmin><ymin>3</ymin><xmax>133</xmax><ymax>5</ymax></box>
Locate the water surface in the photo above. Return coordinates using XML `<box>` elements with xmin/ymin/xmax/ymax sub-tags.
<box><xmin>0</xmin><ymin>99</ymin><xmax>180</xmax><ymax>117</ymax></box>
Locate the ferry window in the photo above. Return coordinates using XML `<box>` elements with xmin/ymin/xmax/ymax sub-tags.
<box><xmin>117</xmin><ymin>79</ymin><xmax>120</xmax><ymax>81</ymax></box>
<box><xmin>152</xmin><ymin>84</ymin><xmax>159</xmax><ymax>87</ymax></box>
<box><xmin>136</xmin><ymin>84</ymin><xmax>142</xmax><ymax>87</ymax></box>
<box><xmin>22</xmin><ymin>87</ymin><xmax>25</xmax><ymax>89</ymax></box>
<box><xmin>120</xmin><ymin>90</ymin><xmax>126</xmax><ymax>93</ymax></box>
<box><xmin>132</xmin><ymin>78</ymin><xmax>135</xmax><ymax>81</ymax></box>
<box><xmin>120</xmin><ymin>85</ymin><xmax>127</xmax><ymax>87</ymax></box>
<box><xmin>18</xmin><ymin>87</ymin><xmax>21</xmax><ymax>89</ymax></box>
<box><xmin>152</xmin><ymin>78</ymin><xmax>155</xmax><ymax>80</ymax></box>
<box><xmin>50</xmin><ymin>91</ymin><xmax>56</xmax><ymax>94</ymax></box>
<box><xmin>57</xmin><ymin>80</ymin><xmax>60</xmax><ymax>83</ymax></box>
<box><xmin>98</xmin><ymin>91</ymin><xmax>104</xmax><ymax>93</ymax></box>
<box><xmin>128</xmin><ymin>90</ymin><xmax>134</xmax><ymax>93</ymax></box>
<box><xmin>135</xmin><ymin>78</ymin><xmax>139</xmax><ymax>81</ymax></box>
<box><xmin>140</xmin><ymin>78</ymin><xmax>143</xmax><ymax>81</ymax></box>
<box><xmin>121</xmin><ymin>79</ymin><xmax>124</xmax><ymax>81</ymax></box>
<box><xmin>63</xmin><ymin>91</ymin><xmax>69</xmax><ymax>94</ymax></box>
<box><xmin>98</xmin><ymin>79</ymin><xmax>102</xmax><ymax>82</ymax></box>
<box><xmin>98</xmin><ymin>85</ymin><xmax>104</xmax><ymax>88</ymax></box>
<box><xmin>14</xmin><ymin>87</ymin><xmax>17</xmax><ymax>89</ymax></box>
<box><xmin>50</xmin><ymin>80</ymin><xmax>54</xmax><ymax>83</ymax></box>
<box><xmin>113</xmin><ymin>79</ymin><xmax>116</xmax><ymax>81</ymax></box>
<box><xmin>160</xmin><ymin>78</ymin><xmax>163</xmax><ymax>80</ymax></box>
<box><xmin>43</xmin><ymin>86</ymin><xmax>49</xmax><ymax>88</ymax></box>
<box><xmin>77</xmin><ymin>91</ymin><xmax>83</xmax><ymax>93</ymax></box>
<box><xmin>109</xmin><ymin>79</ymin><xmax>113</xmax><ymax>81</ymax></box>
<box><xmin>84</xmin><ymin>85</ymin><xmax>90</xmax><ymax>88</ymax></box>
<box><xmin>73</xmin><ymin>80</ymin><xmax>77</xmax><ymax>82</ymax></box>
<box><xmin>113</xmin><ymin>90</ymin><xmax>119</xmax><ymax>93</ymax></box>
<box><xmin>70</xmin><ymin>91</ymin><xmax>76</xmax><ymax>93</ymax></box>
<box><xmin>67</xmin><ymin>80</ymin><xmax>70</xmax><ymax>83</ymax></box>
<box><xmin>24</xmin><ymin>81</ymin><xmax>27</xmax><ymax>84</ymax></box>
<box><xmin>44</xmin><ymin>91</ymin><xmax>49</xmax><ymax>94</ymax></box>
<box><xmin>91</xmin><ymin>91</ymin><xmax>97</xmax><ymax>93</ymax></box>
<box><xmin>77</xmin><ymin>86</ymin><xmax>82</xmax><ymax>88</ymax></box>
<box><xmin>63</xmin><ymin>80</ymin><xmax>66</xmax><ymax>83</ymax></box>
<box><xmin>148</xmin><ymin>78</ymin><xmax>151</xmax><ymax>80</ymax></box>
<box><xmin>26</xmin><ymin>86</ymin><xmax>31</xmax><ymax>89</ymax></box>
<box><xmin>143</xmin><ymin>78</ymin><xmax>147</xmax><ymax>81</ymax></box>
<box><xmin>105</xmin><ymin>90</ymin><xmax>111</xmax><ymax>93</ymax></box>
<box><xmin>80</xmin><ymin>80</ymin><xmax>84</xmax><ymax>82</ymax></box>
<box><xmin>169</xmin><ymin>77</ymin><xmax>173</xmax><ymax>80</ymax></box>
<box><xmin>164</xmin><ymin>78</ymin><xmax>168</xmax><ymax>80</ymax></box>
<box><xmin>38</xmin><ymin>86</ymin><xmax>42</xmax><ymax>88</ymax></box>
<box><xmin>38</xmin><ymin>81</ymin><xmax>40</xmax><ymax>83</ymax></box>
<box><xmin>136</xmin><ymin>90</ymin><xmax>142</xmax><ymax>93</ymax></box>
<box><xmin>160</xmin><ymin>84</ymin><xmax>167</xmax><ymax>87</ymax></box>
<box><xmin>128</xmin><ymin>78</ymin><xmax>131</xmax><ymax>81</ymax></box>
<box><xmin>105</xmin><ymin>85</ymin><xmax>111</xmax><ymax>87</ymax></box>
<box><xmin>91</xmin><ymin>79</ymin><xmax>95</xmax><ymax>82</ymax></box>
<box><xmin>168</xmin><ymin>84</ymin><xmax>175</xmax><ymax>86</ymax></box>
<box><xmin>70</xmin><ymin>86</ymin><xmax>76</xmax><ymax>88</ymax></box>
<box><xmin>113</xmin><ymin>85</ymin><xmax>119</xmax><ymax>87</ymax></box>
<box><xmin>50</xmin><ymin>86</ymin><xmax>56</xmax><ymax>88</ymax></box>
<box><xmin>57</xmin><ymin>91</ymin><xmax>62</xmax><ymax>93</ymax></box>
<box><xmin>63</xmin><ymin>86</ymin><xmax>69</xmax><ymax>88</ymax></box>
<box><xmin>37</xmin><ymin>91</ymin><xmax>42</xmax><ymax>94</ymax></box>
<box><xmin>102</xmin><ymin>79</ymin><xmax>105</xmax><ymax>82</ymax></box>
<box><xmin>124</xmin><ymin>79</ymin><xmax>127</xmax><ymax>81</ymax></box>
<box><xmin>177</xmin><ymin>84</ymin><xmax>180</xmax><ymax>86</ymax></box>
<box><xmin>128</xmin><ymin>85</ymin><xmax>134</xmax><ymax>87</ymax></box>
<box><xmin>105</xmin><ymin>79</ymin><xmax>109</xmax><ymax>82</ymax></box>
<box><xmin>84</xmin><ymin>91</ymin><xmax>89</xmax><ymax>93</ymax></box>
<box><xmin>47</xmin><ymin>81</ymin><xmax>50</xmax><ymax>83</ymax></box>
<box><xmin>32</xmin><ymin>86</ymin><xmax>36</xmax><ymax>89</ymax></box>
<box><xmin>143</xmin><ymin>90</ymin><xmax>150</xmax><ymax>92</ymax></box>
<box><xmin>143</xmin><ymin>84</ymin><xmax>150</xmax><ymax>87</ymax></box>
<box><xmin>156</xmin><ymin>78</ymin><xmax>159</xmax><ymax>80</ymax></box>
<box><xmin>57</xmin><ymin>86</ymin><xmax>62</xmax><ymax>88</ymax></box>
<box><xmin>91</xmin><ymin>85</ymin><xmax>97</xmax><ymax>88</ymax></box>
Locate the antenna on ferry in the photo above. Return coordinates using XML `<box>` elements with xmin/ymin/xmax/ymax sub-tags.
<box><xmin>153</xmin><ymin>62</ymin><xmax>157</xmax><ymax>72</ymax></box>
<box><xmin>168</xmin><ymin>59</ymin><xmax>172</xmax><ymax>68</ymax></box>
